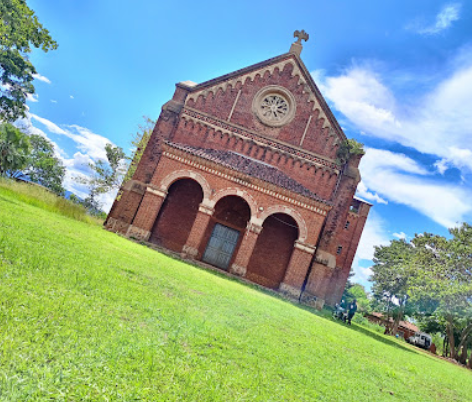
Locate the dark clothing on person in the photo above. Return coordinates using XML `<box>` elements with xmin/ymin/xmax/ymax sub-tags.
<box><xmin>347</xmin><ymin>301</ymin><xmax>358</xmax><ymax>325</ymax></box>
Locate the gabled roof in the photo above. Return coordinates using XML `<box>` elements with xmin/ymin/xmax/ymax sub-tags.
<box><xmin>179</xmin><ymin>52</ymin><xmax>346</xmax><ymax>142</ymax></box>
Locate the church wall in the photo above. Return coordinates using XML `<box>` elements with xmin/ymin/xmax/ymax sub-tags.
<box><xmin>169</xmin><ymin>117</ymin><xmax>339</xmax><ymax>201</ymax></box>
<box><xmin>185</xmin><ymin>56</ymin><xmax>341</xmax><ymax>160</ymax></box>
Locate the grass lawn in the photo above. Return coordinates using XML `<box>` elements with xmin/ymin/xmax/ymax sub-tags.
<box><xmin>0</xmin><ymin>184</ymin><xmax>471</xmax><ymax>401</ymax></box>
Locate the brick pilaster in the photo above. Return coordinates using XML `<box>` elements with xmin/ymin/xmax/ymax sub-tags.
<box><xmin>279</xmin><ymin>241</ymin><xmax>316</xmax><ymax>298</ymax></box>
<box><xmin>230</xmin><ymin>223</ymin><xmax>263</xmax><ymax>276</ymax></box>
<box><xmin>181</xmin><ymin>204</ymin><xmax>214</xmax><ymax>258</ymax></box>
<box><xmin>126</xmin><ymin>188</ymin><xmax>167</xmax><ymax>241</ymax></box>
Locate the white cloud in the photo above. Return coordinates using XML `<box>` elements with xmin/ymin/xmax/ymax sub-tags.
<box><xmin>314</xmin><ymin>50</ymin><xmax>472</xmax><ymax>173</ymax></box>
<box><xmin>70</xmin><ymin>95</ymin><xmax>74</xmax><ymax>99</ymax></box>
<box><xmin>32</xmin><ymin>73</ymin><xmax>51</xmax><ymax>84</ymax></box>
<box><xmin>393</xmin><ymin>232</ymin><xmax>407</xmax><ymax>240</ymax></box>
<box><xmin>51</xmin><ymin>100</ymin><xmax>57</xmax><ymax>104</ymax></box>
<box><xmin>356</xmin><ymin>181</ymin><xmax>388</xmax><ymax>205</ymax></box>
<box><xmin>360</xmin><ymin>148</ymin><xmax>472</xmax><ymax>228</ymax></box>
<box><xmin>26</xmin><ymin>93</ymin><xmax>38</xmax><ymax>103</ymax></box>
<box><xmin>411</xmin><ymin>3</ymin><xmax>462</xmax><ymax>35</ymax></box>
<box><xmin>22</xmin><ymin>113</ymin><xmax>120</xmax><ymax>212</ymax></box>
<box><xmin>352</xmin><ymin>211</ymin><xmax>390</xmax><ymax>284</ymax></box>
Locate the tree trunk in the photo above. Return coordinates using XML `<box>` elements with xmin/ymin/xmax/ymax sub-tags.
<box><xmin>392</xmin><ymin>307</ymin><xmax>404</xmax><ymax>336</ymax></box>
<box><xmin>446</xmin><ymin>315</ymin><xmax>456</xmax><ymax>360</ymax></box>
<box><xmin>468</xmin><ymin>348</ymin><xmax>472</xmax><ymax>370</ymax></box>
<box><xmin>455</xmin><ymin>322</ymin><xmax>472</xmax><ymax>360</ymax></box>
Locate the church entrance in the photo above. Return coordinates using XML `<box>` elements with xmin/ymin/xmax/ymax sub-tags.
<box><xmin>200</xmin><ymin>195</ymin><xmax>251</xmax><ymax>270</ymax></box>
<box><xmin>246</xmin><ymin>213</ymin><xmax>299</xmax><ymax>289</ymax></box>
<box><xmin>202</xmin><ymin>224</ymin><xmax>240</xmax><ymax>269</ymax></box>
<box><xmin>149</xmin><ymin>178</ymin><xmax>203</xmax><ymax>252</ymax></box>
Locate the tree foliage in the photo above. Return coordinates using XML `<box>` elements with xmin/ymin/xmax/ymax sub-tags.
<box><xmin>0</xmin><ymin>0</ymin><xmax>58</xmax><ymax>121</ymax></box>
<box><xmin>370</xmin><ymin>224</ymin><xmax>472</xmax><ymax>365</ymax></box>
<box><xmin>370</xmin><ymin>239</ymin><xmax>415</xmax><ymax>334</ymax></box>
<box><xmin>75</xmin><ymin>143</ymin><xmax>127</xmax><ymax>212</ymax></box>
<box><xmin>0</xmin><ymin>122</ymin><xmax>30</xmax><ymax>176</ymax></box>
<box><xmin>21</xmin><ymin>134</ymin><xmax>65</xmax><ymax>195</ymax></box>
<box><xmin>123</xmin><ymin>116</ymin><xmax>154</xmax><ymax>183</ymax></box>
<box><xmin>335</xmin><ymin>138</ymin><xmax>365</xmax><ymax>165</ymax></box>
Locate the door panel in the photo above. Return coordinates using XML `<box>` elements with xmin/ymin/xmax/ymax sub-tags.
<box><xmin>202</xmin><ymin>224</ymin><xmax>240</xmax><ymax>270</ymax></box>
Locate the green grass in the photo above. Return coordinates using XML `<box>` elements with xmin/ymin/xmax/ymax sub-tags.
<box><xmin>0</xmin><ymin>185</ymin><xmax>471</xmax><ymax>401</ymax></box>
<box><xmin>0</xmin><ymin>178</ymin><xmax>102</xmax><ymax>225</ymax></box>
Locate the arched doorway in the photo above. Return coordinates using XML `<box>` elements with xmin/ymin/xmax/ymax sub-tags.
<box><xmin>201</xmin><ymin>195</ymin><xmax>251</xmax><ymax>270</ymax></box>
<box><xmin>246</xmin><ymin>213</ymin><xmax>299</xmax><ymax>289</ymax></box>
<box><xmin>149</xmin><ymin>179</ymin><xmax>203</xmax><ymax>252</ymax></box>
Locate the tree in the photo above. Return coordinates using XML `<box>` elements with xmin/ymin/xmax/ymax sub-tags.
<box><xmin>20</xmin><ymin>134</ymin><xmax>65</xmax><ymax>195</ymax></box>
<box><xmin>0</xmin><ymin>122</ymin><xmax>30</xmax><ymax>176</ymax></box>
<box><xmin>122</xmin><ymin>116</ymin><xmax>154</xmax><ymax>183</ymax></box>
<box><xmin>76</xmin><ymin>143</ymin><xmax>127</xmax><ymax>212</ymax></box>
<box><xmin>370</xmin><ymin>239</ymin><xmax>415</xmax><ymax>335</ymax></box>
<box><xmin>411</xmin><ymin>225</ymin><xmax>472</xmax><ymax>361</ymax></box>
<box><xmin>0</xmin><ymin>0</ymin><xmax>58</xmax><ymax>121</ymax></box>
<box><xmin>335</xmin><ymin>138</ymin><xmax>365</xmax><ymax>165</ymax></box>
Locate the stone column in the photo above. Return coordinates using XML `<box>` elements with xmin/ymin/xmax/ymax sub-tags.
<box><xmin>181</xmin><ymin>203</ymin><xmax>214</xmax><ymax>259</ymax></box>
<box><xmin>229</xmin><ymin>222</ymin><xmax>263</xmax><ymax>276</ymax></box>
<box><xmin>279</xmin><ymin>241</ymin><xmax>316</xmax><ymax>299</ymax></box>
<box><xmin>126</xmin><ymin>187</ymin><xmax>167</xmax><ymax>241</ymax></box>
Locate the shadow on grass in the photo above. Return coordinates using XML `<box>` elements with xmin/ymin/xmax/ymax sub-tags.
<box><xmin>122</xmin><ymin>236</ymin><xmax>422</xmax><ymax>355</ymax></box>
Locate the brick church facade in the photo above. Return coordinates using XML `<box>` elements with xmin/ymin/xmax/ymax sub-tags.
<box><xmin>105</xmin><ymin>33</ymin><xmax>371</xmax><ymax>308</ymax></box>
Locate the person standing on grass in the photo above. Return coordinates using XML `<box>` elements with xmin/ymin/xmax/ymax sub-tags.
<box><xmin>347</xmin><ymin>299</ymin><xmax>358</xmax><ymax>325</ymax></box>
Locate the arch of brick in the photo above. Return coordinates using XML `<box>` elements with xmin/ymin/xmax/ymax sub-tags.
<box><xmin>159</xmin><ymin>169</ymin><xmax>212</xmax><ymax>203</ymax></box>
<box><xmin>257</xmin><ymin>205</ymin><xmax>308</xmax><ymax>243</ymax></box>
<box><xmin>209</xmin><ymin>187</ymin><xmax>258</xmax><ymax>220</ymax></box>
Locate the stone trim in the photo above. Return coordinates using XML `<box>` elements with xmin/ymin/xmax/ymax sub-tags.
<box><xmin>126</xmin><ymin>225</ymin><xmax>151</xmax><ymax>241</ymax></box>
<box><xmin>159</xmin><ymin>169</ymin><xmax>212</xmax><ymax>201</ymax></box>
<box><xmin>230</xmin><ymin>264</ymin><xmax>247</xmax><ymax>276</ymax></box>
<box><xmin>182</xmin><ymin>108</ymin><xmax>340</xmax><ymax>174</ymax></box>
<box><xmin>122</xmin><ymin>180</ymin><xmax>147</xmax><ymax>195</ymax></box>
<box><xmin>162</xmin><ymin>146</ymin><xmax>330</xmax><ymax>216</ymax></box>
<box><xmin>257</xmin><ymin>205</ymin><xmax>309</xmax><ymax>242</ymax></box>
<box><xmin>247</xmin><ymin>222</ymin><xmax>263</xmax><ymax>234</ymax></box>
<box><xmin>279</xmin><ymin>282</ymin><xmax>301</xmax><ymax>299</ymax></box>
<box><xmin>146</xmin><ymin>187</ymin><xmax>167</xmax><ymax>198</ymax></box>
<box><xmin>252</xmin><ymin>85</ymin><xmax>296</xmax><ymax>128</ymax></box>
<box><xmin>182</xmin><ymin>245</ymin><xmax>199</xmax><ymax>258</ymax></box>
<box><xmin>198</xmin><ymin>204</ymin><xmax>215</xmax><ymax>215</ymax></box>
<box><xmin>294</xmin><ymin>240</ymin><xmax>316</xmax><ymax>255</ymax></box>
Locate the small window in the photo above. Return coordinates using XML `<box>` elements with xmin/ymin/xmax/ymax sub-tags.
<box><xmin>336</xmin><ymin>246</ymin><xmax>343</xmax><ymax>255</ymax></box>
<box><xmin>345</xmin><ymin>221</ymin><xmax>350</xmax><ymax>229</ymax></box>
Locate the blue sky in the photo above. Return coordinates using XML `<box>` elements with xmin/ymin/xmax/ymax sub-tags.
<box><xmin>21</xmin><ymin>1</ymin><xmax>472</xmax><ymax>287</ymax></box>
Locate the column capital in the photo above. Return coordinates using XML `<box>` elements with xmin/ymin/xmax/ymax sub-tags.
<box><xmin>294</xmin><ymin>240</ymin><xmax>316</xmax><ymax>255</ymax></box>
<box><xmin>146</xmin><ymin>186</ymin><xmax>167</xmax><ymax>198</ymax></box>
<box><xmin>198</xmin><ymin>203</ymin><xmax>215</xmax><ymax>215</ymax></box>
<box><xmin>247</xmin><ymin>222</ymin><xmax>263</xmax><ymax>234</ymax></box>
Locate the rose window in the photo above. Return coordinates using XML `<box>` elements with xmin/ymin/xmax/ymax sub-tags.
<box><xmin>260</xmin><ymin>95</ymin><xmax>289</xmax><ymax>123</ymax></box>
<box><xmin>252</xmin><ymin>86</ymin><xmax>296</xmax><ymax>127</ymax></box>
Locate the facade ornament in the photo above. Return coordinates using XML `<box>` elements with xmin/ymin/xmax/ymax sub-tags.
<box><xmin>294</xmin><ymin>30</ymin><xmax>309</xmax><ymax>45</ymax></box>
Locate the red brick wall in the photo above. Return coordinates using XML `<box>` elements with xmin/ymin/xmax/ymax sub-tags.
<box><xmin>149</xmin><ymin>179</ymin><xmax>203</xmax><ymax>252</ymax></box>
<box><xmin>246</xmin><ymin>213</ymin><xmax>298</xmax><ymax>289</ymax></box>
<box><xmin>186</xmin><ymin>58</ymin><xmax>340</xmax><ymax>160</ymax></box>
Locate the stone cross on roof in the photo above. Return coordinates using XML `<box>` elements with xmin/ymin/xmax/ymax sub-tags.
<box><xmin>290</xmin><ymin>30</ymin><xmax>309</xmax><ymax>56</ymax></box>
<box><xmin>294</xmin><ymin>30</ymin><xmax>309</xmax><ymax>44</ymax></box>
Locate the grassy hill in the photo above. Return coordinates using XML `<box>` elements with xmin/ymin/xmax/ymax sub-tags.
<box><xmin>0</xmin><ymin>181</ymin><xmax>471</xmax><ymax>401</ymax></box>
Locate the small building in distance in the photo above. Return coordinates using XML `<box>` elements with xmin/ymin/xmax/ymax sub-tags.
<box><xmin>105</xmin><ymin>32</ymin><xmax>371</xmax><ymax>308</ymax></box>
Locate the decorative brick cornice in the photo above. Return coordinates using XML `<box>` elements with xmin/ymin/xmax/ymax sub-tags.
<box><xmin>182</xmin><ymin>108</ymin><xmax>340</xmax><ymax>175</ymax></box>
<box><xmin>186</xmin><ymin>57</ymin><xmax>332</xmax><ymax>130</ymax></box>
<box><xmin>162</xmin><ymin>143</ymin><xmax>331</xmax><ymax>216</ymax></box>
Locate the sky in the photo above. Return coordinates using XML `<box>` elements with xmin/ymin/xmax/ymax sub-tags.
<box><xmin>21</xmin><ymin>0</ymin><xmax>472</xmax><ymax>288</ymax></box>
